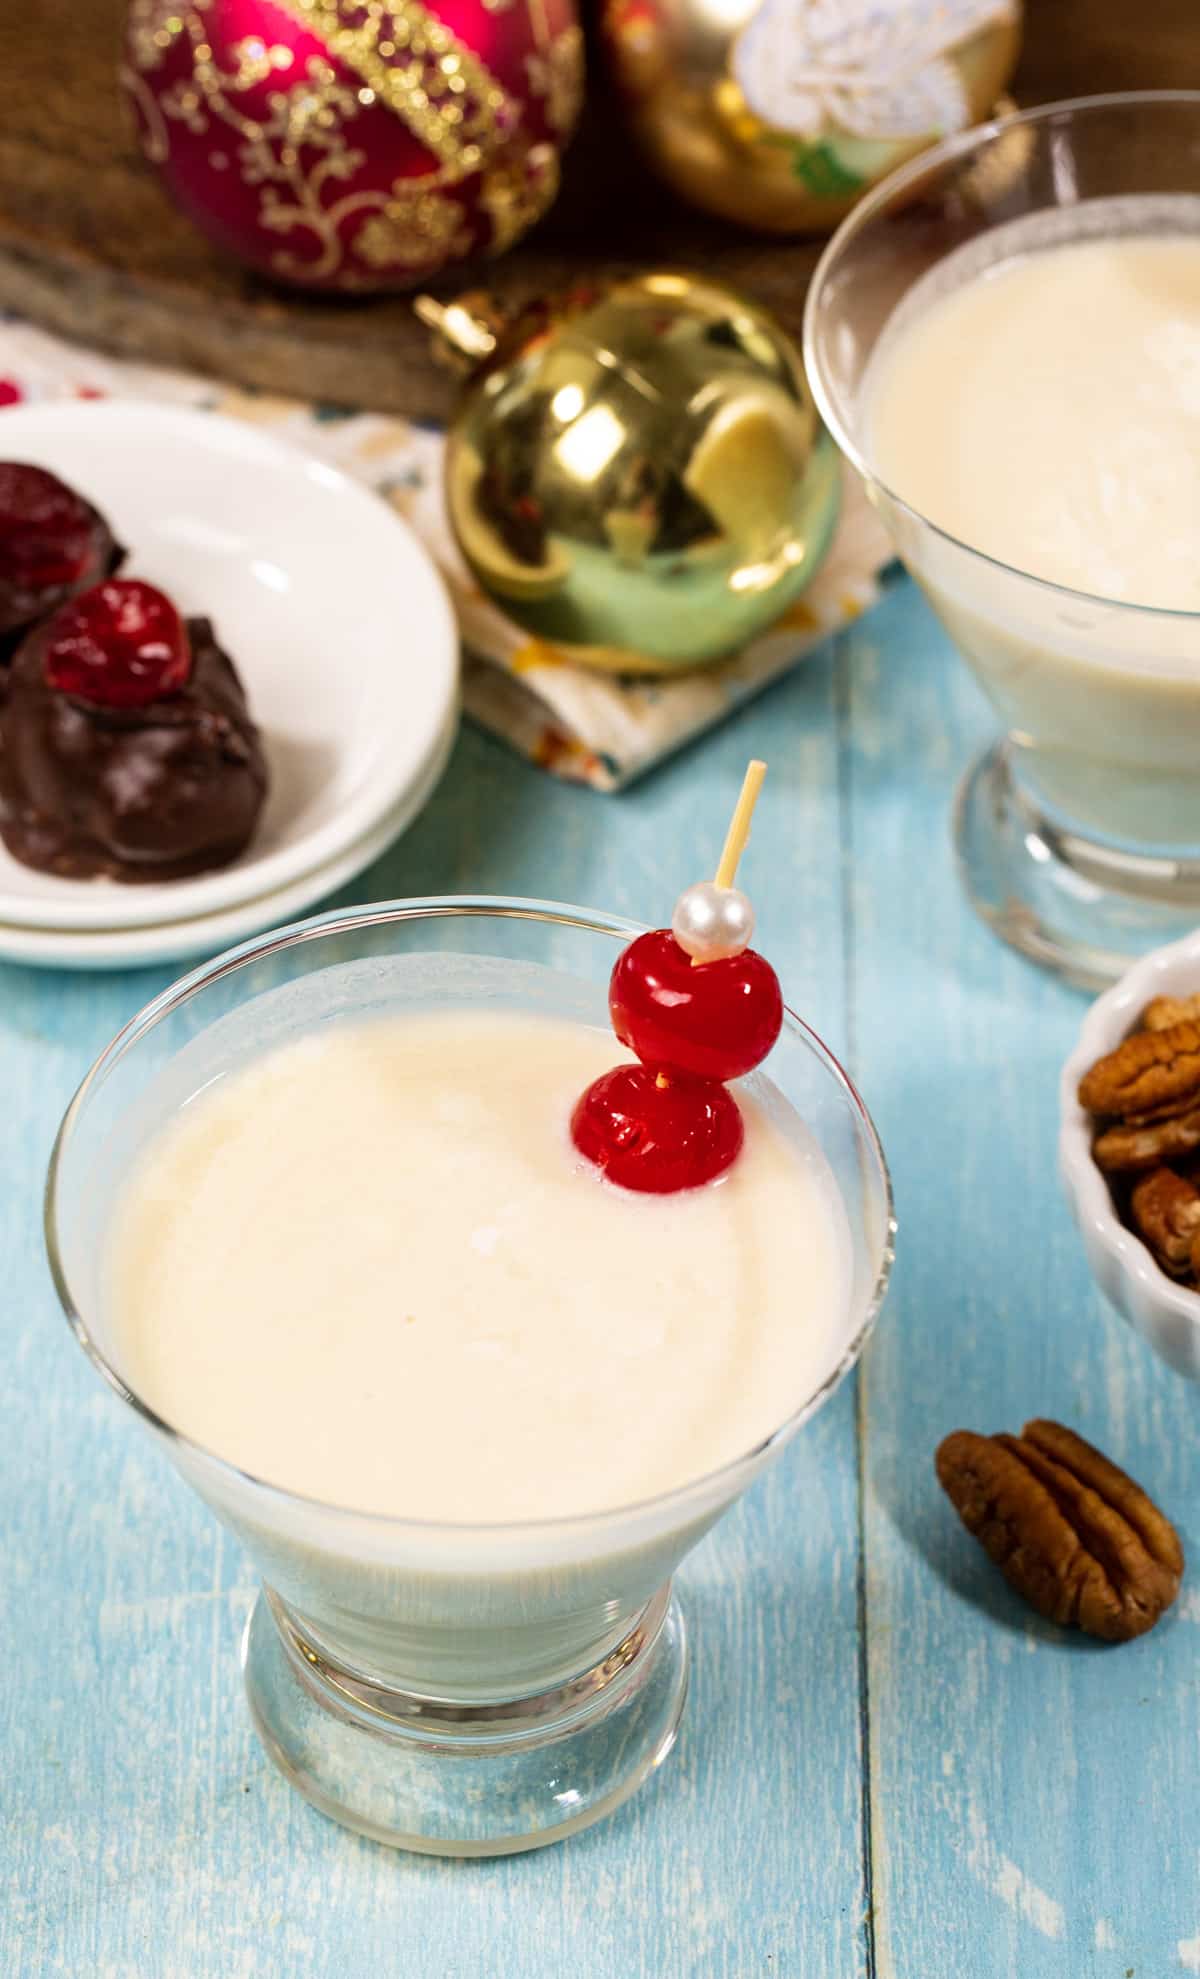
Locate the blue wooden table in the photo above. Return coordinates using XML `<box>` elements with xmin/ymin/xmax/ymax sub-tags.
<box><xmin>5</xmin><ymin>576</ymin><xmax>1198</xmax><ymax>1979</ymax></box>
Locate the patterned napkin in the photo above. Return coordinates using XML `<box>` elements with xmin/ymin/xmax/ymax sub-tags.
<box><xmin>0</xmin><ymin>317</ymin><xmax>892</xmax><ymax>790</ymax></box>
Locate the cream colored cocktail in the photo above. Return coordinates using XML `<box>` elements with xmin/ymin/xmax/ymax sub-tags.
<box><xmin>863</xmin><ymin>224</ymin><xmax>1200</xmax><ymax>845</ymax></box>
<box><xmin>108</xmin><ymin>1009</ymin><xmax>848</xmax><ymax>1524</ymax></box>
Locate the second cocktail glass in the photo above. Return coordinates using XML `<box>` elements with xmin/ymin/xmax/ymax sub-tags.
<box><xmin>805</xmin><ymin>91</ymin><xmax>1200</xmax><ymax>989</ymax></box>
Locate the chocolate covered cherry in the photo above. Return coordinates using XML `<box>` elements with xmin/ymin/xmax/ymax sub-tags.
<box><xmin>0</xmin><ymin>605</ymin><xmax>268</xmax><ymax>882</ymax></box>
<box><xmin>0</xmin><ymin>464</ymin><xmax>93</xmax><ymax>586</ymax></box>
<box><xmin>0</xmin><ymin>463</ymin><xmax>123</xmax><ymax>657</ymax></box>
<box><xmin>43</xmin><ymin>579</ymin><xmax>192</xmax><ymax>709</ymax></box>
<box><xmin>610</xmin><ymin>928</ymin><xmax>783</xmax><ymax>1083</ymax></box>
<box><xmin>570</xmin><ymin>1064</ymin><xmax>743</xmax><ymax>1193</ymax></box>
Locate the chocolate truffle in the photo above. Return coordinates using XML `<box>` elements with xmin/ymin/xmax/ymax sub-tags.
<box><xmin>0</xmin><ymin>605</ymin><xmax>268</xmax><ymax>882</ymax></box>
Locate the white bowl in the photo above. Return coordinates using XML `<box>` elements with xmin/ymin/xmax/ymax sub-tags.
<box><xmin>1060</xmin><ymin>926</ymin><xmax>1200</xmax><ymax>1379</ymax></box>
<box><xmin>0</xmin><ymin>401</ymin><xmax>459</xmax><ymax>929</ymax></box>
<box><xmin>0</xmin><ymin>698</ymin><xmax>457</xmax><ymax>972</ymax></box>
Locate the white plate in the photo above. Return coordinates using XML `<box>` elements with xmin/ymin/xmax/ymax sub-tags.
<box><xmin>0</xmin><ymin>401</ymin><xmax>459</xmax><ymax>929</ymax></box>
<box><xmin>0</xmin><ymin>697</ymin><xmax>457</xmax><ymax>971</ymax></box>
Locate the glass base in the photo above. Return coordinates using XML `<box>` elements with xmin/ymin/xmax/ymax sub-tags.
<box><xmin>954</xmin><ymin>740</ymin><xmax>1200</xmax><ymax>990</ymax></box>
<box><xmin>241</xmin><ymin>1583</ymin><xmax>688</xmax><ymax>1857</ymax></box>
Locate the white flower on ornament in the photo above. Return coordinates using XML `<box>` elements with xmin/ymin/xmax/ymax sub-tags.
<box><xmin>731</xmin><ymin>0</ymin><xmax>1016</xmax><ymax>145</ymax></box>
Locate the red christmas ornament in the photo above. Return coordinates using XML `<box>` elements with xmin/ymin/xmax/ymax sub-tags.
<box><xmin>122</xmin><ymin>0</ymin><xmax>583</xmax><ymax>292</ymax></box>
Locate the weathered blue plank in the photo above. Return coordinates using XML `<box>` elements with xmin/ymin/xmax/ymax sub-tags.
<box><xmin>846</xmin><ymin>583</ymin><xmax>1200</xmax><ymax>1979</ymax></box>
<box><xmin>2</xmin><ymin>655</ymin><xmax>869</xmax><ymax>1977</ymax></box>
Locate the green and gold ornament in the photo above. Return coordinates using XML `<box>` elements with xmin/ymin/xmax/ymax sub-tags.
<box><xmin>601</xmin><ymin>0</ymin><xmax>1022</xmax><ymax>234</ymax></box>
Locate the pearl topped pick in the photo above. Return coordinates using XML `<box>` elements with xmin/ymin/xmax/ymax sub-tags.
<box><xmin>673</xmin><ymin>757</ymin><xmax>767</xmax><ymax>965</ymax></box>
<box><xmin>672</xmin><ymin>881</ymin><xmax>756</xmax><ymax>962</ymax></box>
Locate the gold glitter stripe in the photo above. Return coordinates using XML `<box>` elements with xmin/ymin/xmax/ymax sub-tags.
<box><xmin>270</xmin><ymin>0</ymin><xmax>512</xmax><ymax>173</ymax></box>
<box><xmin>526</xmin><ymin>0</ymin><xmax>551</xmax><ymax>50</ymax></box>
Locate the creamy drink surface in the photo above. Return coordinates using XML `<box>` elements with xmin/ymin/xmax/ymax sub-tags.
<box><xmin>107</xmin><ymin>1010</ymin><xmax>847</xmax><ymax>1524</ymax></box>
<box><xmin>860</xmin><ymin>219</ymin><xmax>1200</xmax><ymax>844</ymax></box>
<box><xmin>864</xmin><ymin>234</ymin><xmax>1200</xmax><ymax>612</ymax></box>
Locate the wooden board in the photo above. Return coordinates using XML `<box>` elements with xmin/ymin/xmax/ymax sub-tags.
<box><xmin>2</xmin><ymin>0</ymin><xmax>1198</xmax><ymax>418</ymax></box>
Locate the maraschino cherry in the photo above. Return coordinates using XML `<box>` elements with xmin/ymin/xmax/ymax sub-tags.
<box><xmin>571</xmin><ymin>1064</ymin><xmax>744</xmax><ymax>1194</ymax></box>
<box><xmin>611</xmin><ymin>927</ymin><xmax>782</xmax><ymax>1083</ymax></box>
<box><xmin>0</xmin><ymin>463</ymin><xmax>96</xmax><ymax>590</ymax></box>
<box><xmin>572</xmin><ymin>760</ymin><xmax>783</xmax><ymax>1194</ymax></box>
<box><xmin>42</xmin><ymin>579</ymin><xmax>192</xmax><ymax>709</ymax></box>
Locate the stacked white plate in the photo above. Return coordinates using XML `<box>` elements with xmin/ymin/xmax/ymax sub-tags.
<box><xmin>0</xmin><ymin>403</ymin><xmax>459</xmax><ymax>969</ymax></box>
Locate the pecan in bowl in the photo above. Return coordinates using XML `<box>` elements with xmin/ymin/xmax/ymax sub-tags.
<box><xmin>936</xmin><ymin>1419</ymin><xmax>1183</xmax><ymax>1642</ymax></box>
<box><xmin>1078</xmin><ymin>1003</ymin><xmax>1200</xmax><ymax>1286</ymax></box>
<box><xmin>1060</xmin><ymin>934</ymin><xmax>1200</xmax><ymax>1380</ymax></box>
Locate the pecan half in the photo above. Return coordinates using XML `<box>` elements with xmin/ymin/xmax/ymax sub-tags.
<box><xmin>1092</xmin><ymin>1106</ymin><xmax>1200</xmax><ymax>1173</ymax></box>
<box><xmin>1130</xmin><ymin>1167</ymin><xmax>1200</xmax><ymax>1273</ymax></box>
<box><xmin>1122</xmin><ymin>1098</ymin><xmax>1200</xmax><ymax>1127</ymax></box>
<box><xmin>1078</xmin><ymin>1020</ymin><xmax>1200</xmax><ymax>1119</ymax></box>
<box><xmin>936</xmin><ymin>1419</ymin><xmax>1183</xmax><ymax>1642</ymax></box>
<box><xmin>1143</xmin><ymin>993</ymin><xmax>1200</xmax><ymax>1032</ymax></box>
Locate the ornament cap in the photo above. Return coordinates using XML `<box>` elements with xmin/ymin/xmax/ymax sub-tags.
<box><xmin>413</xmin><ymin>294</ymin><xmax>500</xmax><ymax>371</ymax></box>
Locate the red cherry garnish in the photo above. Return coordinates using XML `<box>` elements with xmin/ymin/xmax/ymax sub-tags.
<box><xmin>610</xmin><ymin>928</ymin><xmax>783</xmax><ymax>1083</ymax></box>
<box><xmin>42</xmin><ymin>579</ymin><xmax>192</xmax><ymax>709</ymax></box>
<box><xmin>0</xmin><ymin>462</ymin><xmax>96</xmax><ymax>589</ymax></box>
<box><xmin>571</xmin><ymin>1064</ymin><xmax>744</xmax><ymax>1194</ymax></box>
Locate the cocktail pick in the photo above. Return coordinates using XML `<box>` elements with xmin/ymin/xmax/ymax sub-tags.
<box><xmin>571</xmin><ymin>761</ymin><xmax>784</xmax><ymax>1192</ymax></box>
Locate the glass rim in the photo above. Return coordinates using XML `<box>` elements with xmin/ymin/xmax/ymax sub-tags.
<box><xmin>45</xmin><ymin>893</ymin><xmax>895</xmax><ymax>1539</ymax></box>
<box><xmin>803</xmin><ymin>87</ymin><xmax>1200</xmax><ymax>627</ymax></box>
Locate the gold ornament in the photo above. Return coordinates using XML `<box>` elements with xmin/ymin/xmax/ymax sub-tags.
<box><xmin>422</xmin><ymin>272</ymin><xmax>841</xmax><ymax>674</ymax></box>
<box><xmin>601</xmin><ymin>0</ymin><xmax>1022</xmax><ymax>235</ymax></box>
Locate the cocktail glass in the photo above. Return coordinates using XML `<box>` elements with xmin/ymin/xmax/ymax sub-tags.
<box><xmin>46</xmin><ymin>897</ymin><xmax>893</xmax><ymax>1855</ymax></box>
<box><xmin>804</xmin><ymin>91</ymin><xmax>1200</xmax><ymax>989</ymax></box>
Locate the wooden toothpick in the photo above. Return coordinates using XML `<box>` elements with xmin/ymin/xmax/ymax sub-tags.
<box><xmin>714</xmin><ymin>759</ymin><xmax>767</xmax><ymax>891</ymax></box>
<box><xmin>687</xmin><ymin>758</ymin><xmax>767</xmax><ymax>971</ymax></box>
